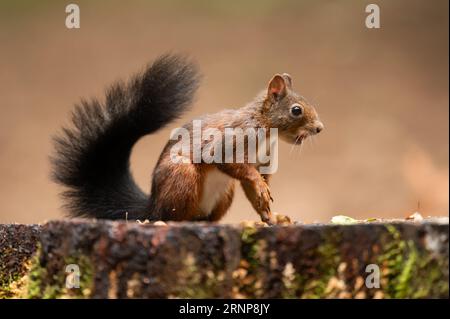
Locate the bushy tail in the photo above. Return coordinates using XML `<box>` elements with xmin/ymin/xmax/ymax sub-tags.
<box><xmin>51</xmin><ymin>54</ymin><xmax>200</xmax><ymax>220</ymax></box>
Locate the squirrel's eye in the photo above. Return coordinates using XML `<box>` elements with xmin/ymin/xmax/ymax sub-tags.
<box><xmin>290</xmin><ymin>105</ymin><xmax>303</xmax><ymax>117</ymax></box>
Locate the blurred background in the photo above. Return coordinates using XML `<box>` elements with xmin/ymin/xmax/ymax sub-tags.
<box><xmin>0</xmin><ymin>0</ymin><xmax>448</xmax><ymax>224</ymax></box>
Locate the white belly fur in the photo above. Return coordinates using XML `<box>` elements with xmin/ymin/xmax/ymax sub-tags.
<box><xmin>199</xmin><ymin>168</ymin><xmax>232</xmax><ymax>216</ymax></box>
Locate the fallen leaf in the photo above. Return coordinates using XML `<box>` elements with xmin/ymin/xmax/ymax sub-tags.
<box><xmin>406</xmin><ymin>212</ymin><xmax>423</xmax><ymax>222</ymax></box>
<box><xmin>331</xmin><ymin>215</ymin><xmax>358</xmax><ymax>225</ymax></box>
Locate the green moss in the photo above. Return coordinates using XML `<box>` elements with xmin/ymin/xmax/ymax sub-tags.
<box><xmin>281</xmin><ymin>262</ymin><xmax>302</xmax><ymax>298</ymax></box>
<box><xmin>241</xmin><ymin>226</ymin><xmax>260</xmax><ymax>269</ymax></box>
<box><xmin>299</xmin><ymin>239</ymin><xmax>341</xmax><ymax>298</ymax></box>
<box><xmin>0</xmin><ymin>245</ymin><xmax>35</xmax><ymax>298</ymax></box>
<box><xmin>0</xmin><ymin>273</ymin><xmax>24</xmax><ymax>298</ymax></box>
<box><xmin>234</xmin><ymin>226</ymin><xmax>267</xmax><ymax>298</ymax></box>
<box><xmin>379</xmin><ymin>225</ymin><xmax>449</xmax><ymax>298</ymax></box>
<box><xmin>278</xmin><ymin>234</ymin><xmax>343</xmax><ymax>299</ymax></box>
<box><xmin>63</xmin><ymin>254</ymin><xmax>94</xmax><ymax>298</ymax></box>
<box><xmin>23</xmin><ymin>248</ymin><xmax>94</xmax><ymax>299</ymax></box>
<box><xmin>174</xmin><ymin>253</ymin><xmax>225</xmax><ymax>298</ymax></box>
<box><xmin>238</xmin><ymin>227</ymin><xmax>343</xmax><ymax>299</ymax></box>
<box><xmin>26</xmin><ymin>251</ymin><xmax>47</xmax><ymax>298</ymax></box>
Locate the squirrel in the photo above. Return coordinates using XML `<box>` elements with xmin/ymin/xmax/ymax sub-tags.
<box><xmin>51</xmin><ymin>54</ymin><xmax>323</xmax><ymax>224</ymax></box>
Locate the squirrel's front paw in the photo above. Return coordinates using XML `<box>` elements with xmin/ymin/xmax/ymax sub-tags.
<box><xmin>256</xmin><ymin>181</ymin><xmax>275</xmax><ymax>224</ymax></box>
<box><xmin>261</xmin><ymin>213</ymin><xmax>276</xmax><ymax>225</ymax></box>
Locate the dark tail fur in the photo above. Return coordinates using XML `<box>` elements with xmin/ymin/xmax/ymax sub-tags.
<box><xmin>51</xmin><ymin>54</ymin><xmax>200</xmax><ymax>220</ymax></box>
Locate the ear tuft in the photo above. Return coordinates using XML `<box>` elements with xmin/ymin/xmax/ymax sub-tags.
<box><xmin>282</xmin><ymin>73</ymin><xmax>293</xmax><ymax>87</ymax></box>
<box><xmin>268</xmin><ymin>74</ymin><xmax>287</xmax><ymax>99</ymax></box>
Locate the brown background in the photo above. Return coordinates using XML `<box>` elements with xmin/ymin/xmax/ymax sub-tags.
<box><xmin>0</xmin><ymin>0</ymin><xmax>448</xmax><ymax>224</ymax></box>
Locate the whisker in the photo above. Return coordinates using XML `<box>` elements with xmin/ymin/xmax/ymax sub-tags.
<box><xmin>289</xmin><ymin>136</ymin><xmax>301</xmax><ymax>156</ymax></box>
<box><xmin>311</xmin><ymin>135</ymin><xmax>316</xmax><ymax>146</ymax></box>
<box><xmin>297</xmin><ymin>139</ymin><xmax>304</xmax><ymax>158</ymax></box>
<box><xmin>289</xmin><ymin>144</ymin><xmax>295</xmax><ymax>156</ymax></box>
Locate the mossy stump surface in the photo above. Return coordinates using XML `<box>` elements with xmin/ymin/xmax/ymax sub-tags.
<box><xmin>0</xmin><ymin>218</ymin><xmax>448</xmax><ymax>298</ymax></box>
<box><xmin>0</xmin><ymin>224</ymin><xmax>41</xmax><ymax>298</ymax></box>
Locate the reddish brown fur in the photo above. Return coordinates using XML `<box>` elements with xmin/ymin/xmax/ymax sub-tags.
<box><xmin>149</xmin><ymin>74</ymin><xmax>323</xmax><ymax>224</ymax></box>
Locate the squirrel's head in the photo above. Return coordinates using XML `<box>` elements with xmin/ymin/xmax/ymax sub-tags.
<box><xmin>263</xmin><ymin>73</ymin><xmax>323</xmax><ymax>144</ymax></box>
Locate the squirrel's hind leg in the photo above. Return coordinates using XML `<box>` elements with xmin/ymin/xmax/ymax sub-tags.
<box><xmin>151</xmin><ymin>160</ymin><xmax>202</xmax><ymax>221</ymax></box>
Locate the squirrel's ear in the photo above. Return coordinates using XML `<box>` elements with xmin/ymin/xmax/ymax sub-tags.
<box><xmin>268</xmin><ymin>74</ymin><xmax>287</xmax><ymax>100</ymax></box>
<box><xmin>282</xmin><ymin>73</ymin><xmax>293</xmax><ymax>88</ymax></box>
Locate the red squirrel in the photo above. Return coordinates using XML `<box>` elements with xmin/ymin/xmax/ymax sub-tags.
<box><xmin>52</xmin><ymin>54</ymin><xmax>323</xmax><ymax>224</ymax></box>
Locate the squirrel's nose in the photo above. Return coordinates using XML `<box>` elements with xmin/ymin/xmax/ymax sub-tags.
<box><xmin>315</xmin><ymin>122</ymin><xmax>324</xmax><ymax>134</ymax></box>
